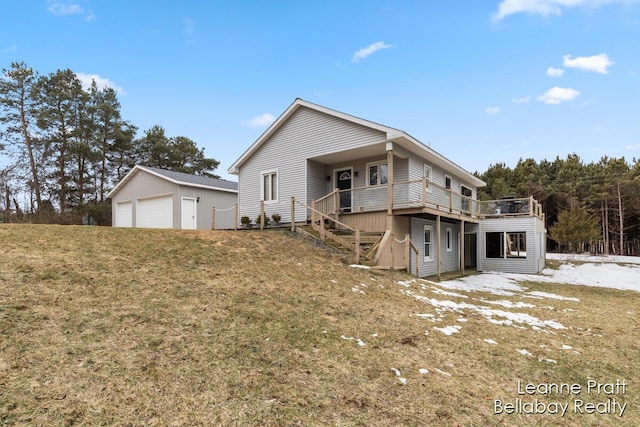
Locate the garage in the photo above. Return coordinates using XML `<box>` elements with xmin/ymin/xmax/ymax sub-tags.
<box><xmin>136</xmin><ymin>194</ymin><xmax>173</xmax><ymax>228</ymax></box>
<box><xmin>115</xmin><ymin>201</ymin><xmax>133</xmax><ymax>227</ymax></box>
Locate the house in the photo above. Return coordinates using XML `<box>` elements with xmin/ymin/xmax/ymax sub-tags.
<box><xmin>108</xmin><ymin>165</ymin><xmax>238</xmax><ymax>230</ymax></box>
<box><xmin>228</xmin><ymin>98</ymin><xmax>546</xmax><ymax>277</ymax></box>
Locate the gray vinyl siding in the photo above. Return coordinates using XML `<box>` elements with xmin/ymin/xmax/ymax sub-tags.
<box><xmin>111</xmin><ymin>168</ymin><xmax>237</xmax><ymax>230</ymax></box>
<box><xmin>410</xmin><ymin>218</ymin><xmax>460</xmax><ymax>277</ymax></box>
<box><xmin>407</xmin><ymin>156</ymin><xmax>478</xmax><ymax>212</ymax></box>
<box><xmin>238</xmin><ymin>106</ymin><xmax>386</xmax><ymax>222</ymax></box>
<box><xmin>477</xmin><ymin>217</ymin><xmax>544</xmax><ymax>274</ymax></box>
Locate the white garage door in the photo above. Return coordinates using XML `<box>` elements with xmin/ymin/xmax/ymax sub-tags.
<box><xmin>136</xmin><ymin>195</ymin><xmax>173</xmax><ymax>228</ymax></box>
<box><xmin>115</xmin><ymin>201</ymin><xmax>133</xmax><ymax>227</ymax></box>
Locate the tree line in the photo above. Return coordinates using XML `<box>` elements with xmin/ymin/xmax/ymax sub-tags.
<box><xmin>0</xmin><ymin>62</ymin><xmax>219</xmax><ymax>224</ymax></box>
<box><xmin>476</xmin><ymin>155</ymin><xmax>640</xmax><ymax>256</ymax></box>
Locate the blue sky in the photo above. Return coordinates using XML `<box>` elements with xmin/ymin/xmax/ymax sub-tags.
<box><xmin>2</xmin><ymin>0</ymin><xmax>639</xmax><ymax>180</ymax></box>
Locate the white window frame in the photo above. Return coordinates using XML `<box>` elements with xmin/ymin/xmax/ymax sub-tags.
<box><xmin>445</xmin><ymin>174</ymin><xmax>452</xmax><ymax>199</ymax></box>
<box><xmin>446</xmin><ymin>227</ymin><xmax>453</xmax><ymax>252</ymax></box>
<box><xmin>366</xmin><ymin>160</ymin><xmax>388</xmax><ymax>187</ymax></box>
<box><xmin>423</xmin><ymin>164</ymin><xmax>433</xmax><ymax>193</ymax></box>
<box><xmin>424</xmin><ymin>225</ymin><xmax>433</xmax><ymax>262</ymax></box>
<box><xmin>261</xmin><ymin>169</ymin><xmax>278</xmax><ymax>204</ymax></box>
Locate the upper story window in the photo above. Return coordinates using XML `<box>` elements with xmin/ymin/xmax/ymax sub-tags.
<box><xmin>445</xmin><ymin>175</ymin><xmax>452</xmax><ymax>198</ymax></box>
<box><xmin>261</xmin><ymin>169</ymin><xmax>278</xmax><ymax>203</ymax></box>
<box><xmin>367</xmin><ymin>161</ymin><xmax>388</xmax><ymax>186</ymax></box>
<box><xmin>423</xmin><ymin>164</ymin><xmax>433</xmax><ymax>193</ymax></box>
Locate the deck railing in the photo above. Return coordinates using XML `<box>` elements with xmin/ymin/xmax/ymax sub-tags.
<box><xmin>313</xmin><ymin>178</ymin><xmax>543</xmax><ymax>221</ymax></box>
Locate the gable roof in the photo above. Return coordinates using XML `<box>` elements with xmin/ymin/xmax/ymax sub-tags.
<box><xmin>107</xmin><ymin>165</ymin><xmax>238</xmax><ymax>199</ymax></box>
<box><xmin>227</xmin><ymin>98</ymin><xmax>485</xmax><ymax>187</ymax></box>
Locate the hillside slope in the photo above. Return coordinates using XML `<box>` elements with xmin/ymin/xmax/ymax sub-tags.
<box><xmin>1</xmin><ymin>225</ymin><xmax>637</xmax><ymax>426</ymax></box>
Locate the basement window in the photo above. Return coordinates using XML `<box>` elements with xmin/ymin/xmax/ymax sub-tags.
<box><xmin>424</xmin><ymin>225</ymin><xmax>433</xmax><ymax>262</ymax></box>
<box><xmin>486</xmin><ymin>232</ymin><xmax>526</xmax><ymax>259</ymax></box>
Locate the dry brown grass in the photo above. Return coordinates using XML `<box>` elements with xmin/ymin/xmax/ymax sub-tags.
<box><xmin>0</xmin><ymin>224</ymin><xmax>638</xmax><ymax>426</ymax></box>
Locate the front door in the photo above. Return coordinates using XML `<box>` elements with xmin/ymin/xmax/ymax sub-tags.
<box><xmin>335</xmin><ymin>169</ymin><xmax>352</xmax><ymax>213</ymax></box>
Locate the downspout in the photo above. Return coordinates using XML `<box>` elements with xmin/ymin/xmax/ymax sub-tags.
<box><xmin>386</xmin><ymin>142</ymin><xmax>394</xmax><ymax>231</ymax></box>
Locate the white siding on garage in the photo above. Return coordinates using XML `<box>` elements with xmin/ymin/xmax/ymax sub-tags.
<box><xmin>115</xmin><ymin>201</ymin><xmax>133</xmax><ymax>227</ymax></box>
<box><xmin>238</xmin><ymin>106</ymin><xmax>387</xmax><ymax>223</ymax></box>
<box><xmin>136</xmin><ymin>194</ymin><xmax>173</xmax><ymax>228</ymax></box>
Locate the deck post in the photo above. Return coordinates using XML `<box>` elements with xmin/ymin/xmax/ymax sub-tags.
<box><xmin>260</xmin><ymin>200</ymin><xmax>265</xmax><ymax>230</ymax></box>
<box><xmin>529</xmin><ymin>196</ymin><xmax>534</xmax><ymax>217</ymax></box>
<box><xmin>212</xmin><ymin>207</ymin><xmax>216</xmax><ymax>230</ymax></box>
<box><xmin>436</xmin><ymin>215</ymin><xmax>441</xmax><ymax>281</ymax></box>
<box><xmin>334</xmin><ymin>189</ymin><xmax>339</xmax><ymax>221</ymax></box>
<box><xmin>354</xmin><ymin>228</ymin><xmax>360</xmax><ymax>264</ymax></box>
<box><xmin>234</xmin><ymin>204</ymin><xmax>238</xmax><ymax>231</ymax></box>
<box><xmin>386</xmin><ymin>143</ymin><xmax>394</xmax><ymax>230</ymax></box>
<box><xmin>405</xmin><ymin>233</ymin><xmax>411</xmax><ymax>273</ymax></box>
<box><xmin>460</xmin><ymin>220</ymin><xmax>465</xmax><ymax>276</ymax></box>
<box><xmin>390</xmin><ymin>233</ymin><xmax>395</xmax><ymax>269</ymax></box>
<box><xmin>311</xmin><ymin>199</ymin><xmax>316</xmax><ymax>231</ymax></box>
<box><xmin>290</xmin><ymin>197</ymin><xmax>295</xmax><ymax>232</ymax></box>
<box><xmin>421</xmin><ymin>176</ymin><xmax>427</xmax><ymax>207</ymax></box>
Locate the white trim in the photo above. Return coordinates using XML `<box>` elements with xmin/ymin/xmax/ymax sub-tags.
<box><xmin>423</xmin><ymin>164</ymin><xmax>433</xmax><ymax>193</ymax></box>
<box><xmin>366</xmin><ymin>159</ymin><xmax>389</xmax><ymax>187</ymax></box>
<box><xmin>424</xmin><ymin>225</ymin><xmax>434</xmax><ymax>262</ymax></box>
<box><xmin>446</xmin><ymin>227</ymin><xmax>453</xmax><ymax>252</ymax></box>
<box><xmin>260</xmin><ymin>168</ymin><xmax>279</xmax><ymax>204</ymax></box>
<box><xmin>136</xmin><ymin>192</ymin><xmax>173</xmax><ymax>201</ymax></box>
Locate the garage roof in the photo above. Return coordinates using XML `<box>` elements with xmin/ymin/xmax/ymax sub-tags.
<box><xmin>107</xmin><ymin>165</ymin><xmax>238</xmax><ymax>198</ymax></box>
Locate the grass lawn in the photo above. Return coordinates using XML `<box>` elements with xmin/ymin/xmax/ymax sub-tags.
<box><xmin>1</xmin><ymin>224</ymin><xmax>638</xmax><ymax>426</ymax></box>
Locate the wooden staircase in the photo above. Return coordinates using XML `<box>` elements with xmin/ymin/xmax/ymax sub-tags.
<box><xmin>299</xmin><ymin>225</ymin><xmax>383</xmax><ymax>266</ymax></box>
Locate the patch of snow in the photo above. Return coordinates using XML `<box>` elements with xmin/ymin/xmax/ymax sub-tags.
<box><xmin>391</xmin><ymin>368</ymin><xmax>401</xmax><ymax>376</ymax></box>
<box><xmin>484</xmin><ymin>339</ymin><xmax>498</xmax><ymax>345</ymax></box>
<box><xmin>561</xmin><ymin>344</ymin><xmax>573</xmax><ymax>350</ymax></box>
<box><xmin>517</xmin><ymin>349</ymin><xmax>534</xmax><ymax>357</ymax></box>
<box><xmin>349</xmin><ymin>264</ymin><xmax>371</xmax><ymax>269</ymax></box>
<box><xmin>457</xmin><ymin>317</ymin><xmax>469</xmax><ymax>322</ymax></box>
<box><xmin>398</xmin><ymin>377</ymin><xmax>407</xmax><ymax>385</ymax></box>
<box><xmin>434</xmin><ymin>368</ymin><xmax>451</xmax><ymax>377</ymax></box>
<box><xmin>476</xmin><ymin>298</ymin><xmax>536</xmax><ymax>309</ymax></box>
<box><xmin>548</xmin><ymin>253</ymin><xmax>640</xmax><ymax>265</ymax></box>
<box><xmin>430</xmin><ymin>288</ymin><xmax>469</xmax><ymax>298</ymax></box>
<box><xmin>434</xmin><ymin>325</ymin><xmax>462</xmax><ymax>335</ymax></box>
<box><xmin>525</xmin><ymin>291</ymin><xmax>579</xmax><ymax>301</ymax></box>
<box><xmin>419</xmin><ymin>368</ymin><xmax>429</xmax><ymax>374</ymax></box>
<box><xmin>539</xmin><ymin>358</ymin><xmax>557</xmax><ymax>364</ymax></box>
<box><xmin>412</xmin><ymin>313</ymin><xmax>435</xmax><ymax>319</ymax></box>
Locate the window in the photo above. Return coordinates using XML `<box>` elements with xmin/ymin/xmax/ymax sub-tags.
<box><xmin>445</xmin><ymin>175</ymin><xmax>452</xmax><ymax>198</ymax></box>
<box><xmin>461</xmin><ymin>185</ymin><xmax>472</xmax><ymax>212</ymax></box>
<box><xmin>424</xmin><ymin>225</ymin><xmax>433</xmax><ymax>262</ymax></box>
<box><xmin>507</xmin><ymin>232</ymin><xmax>526</xmax><ymax>258</ymax></box>
<box><xmin>486</xmin><ymin>232</ymin><xmax>526</xmax><ymax>259</ymax></box>
<box><xmin>367</xmin><ymin>161</ymin><xmax>388</xmax><ymax>186</ymax></box>
<box><xmin>261</xmin><ymin>170</ymin><xmax>278</xmax><ymax>202</ymax></box>
<box><xmin>446</xmin><ymin>228</ymin><xmax>453</xmax><ymax>252</ymax></box>
<box><xmin>423</xmin><ymin>164</ymin><xmax>432</xmax><ymax>193</ymax></box>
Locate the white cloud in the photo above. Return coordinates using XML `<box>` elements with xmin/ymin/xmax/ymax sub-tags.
<box><xmin>1</xmin><ymin>44</ymin><xmax>17</xmax><ymax>54</ymax></box>
<box><xmin>563</xmin><ymin>53</ymin><xmax>614</xmax><ymax>74</ymax></box>
<box><xmin>75</xmin><ymin>73</ymin><xmax>126</xmax><ymax>95</ymax></box>
<box><xmin>546</xmin><ymin>66</ymin><xmax>565</xmax><ymax>77</ymax></box>
<box><xmin>485</xmin><ymin>106</ymin><xmax>501</xmax><ymax>115</ymax></box>
<box><xmin>537</xmin><ymin>86</ymin><xmax>580</xmax><ymax>104</ymax></box>
<box><xmin>512</xmin><ymin>96</ymin><xmax>531</xmax><ymax>103</ymax></box>
<box><xmin>48</xmin><ymin>1</ymin><xmax>94</xmax><ymax>21</ymax></box>
<box><xmin>243</xmin><ymin>113</ymin><xmax>275</xmax><ymax>127</ymax></box>
<box><xmin>352</xmin><ymin>41</ymin><xmax>393</xmax><ymax>63</ymax></box>
<box><xmin>492</xmin><ymin>0</ymin><xmax>640</xmax><ymax>22</ymax></box>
